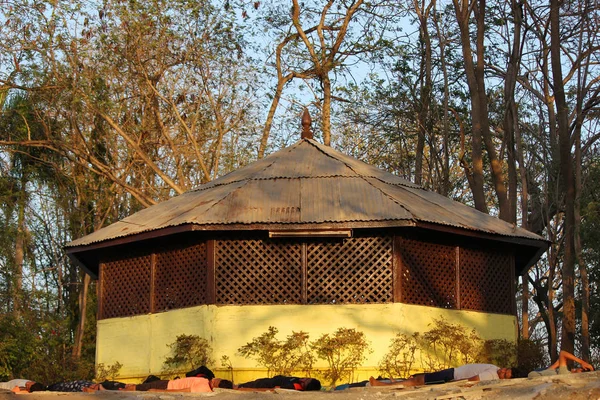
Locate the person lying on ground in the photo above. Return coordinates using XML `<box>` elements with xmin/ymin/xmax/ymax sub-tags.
<box><xmin>369</xmin><ymin>364</ymin><xmax>520</xmax><ymax>387</ymax></box>
<box><xmin>528</xmin><ymin>350</ymin><xmax>594</xmax><ymax>378</ymax></box>
<box><xmin>334</xmin><ymin>377</ymin><xmax>403</xmax><ymax>390</ymax></box>
<box><xmin>80</xmin><ymin>380</ymin><xmax>127</xmax><ymax>392</ymax></box>
<box><xmin>123</xmin><ymin>376</ymin><xmax>233</xmax><ymax>392</ymax></box>
<box><xmin>185</xmin><ymin>365</ymin><xmax>215</xmax><ymax>379</ymax></box>
<box><xmin>81</xmin><ymin>375</ymin><xmax>162</xmax><ymax>392</ymax></box>
<box><xmin>46</xmin><ymin>380</ymin><xmax>97</xmax><ymax>392</ymax></box>
<box><xmin>0</xmin><ymin>379</ymin><xmax>45</xmax><ymax>393</ymax></box>
<box><xmin>236</xmin><ymin>375</ymin><xmax>321</xmax><ymax>391</ymax></box>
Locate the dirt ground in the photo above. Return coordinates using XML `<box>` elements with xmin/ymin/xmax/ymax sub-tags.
<box><xmin>3</xmin><ymin>372</ymin><xmax>600</xmax><ymax>400</ymax></box>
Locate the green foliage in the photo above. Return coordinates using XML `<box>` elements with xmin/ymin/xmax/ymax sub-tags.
<box><xmin>0</xmin><ymin>313</ymin><xmax>95</xmax><ymax>384</ymax></box>
<box><xmin>310</xmin><ymin>327</ymin><xmax>371</xmax><ymax>386</ymax></box>
<box><xmin>516</xmin><ymin>338</ymin><xmax>546</xmax><ymax>373</ymax></box>
<box><xmin>163</xmin><ymin>334</ymin><xmax>214</xmax><ymax>372</ymax></box>
<box><xmin>380</xmin><ymin>319</ymin><xmax>524</xmax><ymax>378</ymax></box>
<box><xmin>220</xmin><ymin>355</ymin><xmax>234</xmax><ymax>382</ymax></box>
<box><xmin>418</xmin><ymin>318</ymin><xmax>483</xmax><ymax>370</ymax></box>
<box><xmin>95</xmin><ymin>362</ymin><xmax>123</xmax><ymax>382</ymax></box>
<box><xmin>0</xmin><ymin>316</ymin><xmax>35</xmax><ymax>381</ymax></box>
<box><xmin>238</xmin><ymin>326</ymin><xmax>314</xmax><ymax>377</ymax></box>
<box><xmin>378</xmin><ymin>332</ymin><xmax>419</xmax><ymax>379</ymax></box>
<box><xmin>478</xmin><ymin>339</ymin><xmax>516</xmax><ymax>367</ymax></box>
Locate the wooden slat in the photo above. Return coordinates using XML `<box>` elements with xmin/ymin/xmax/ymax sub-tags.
<box><xmin>393</xmin><ymin>236</ymin><xmax>402</xmax><ymax>302</ymax></box>
<box><xmin>150</xmin><ymin>253</ymin><xmax>156</xmax><ymax>313</ymax></box>
<box><xmin>98</xmin><ymin>262</ymin><xmax>104</xmax><ymax>320</ymax></box>
<box><xmin>455</xmin><ymin>246</ymin><xmax>461</xmax><ymax>310</ymax></box>
<box><xmin>207</xmin><ymin>240</ymin><xmax>216</xmax><ymax>304</ymax></box>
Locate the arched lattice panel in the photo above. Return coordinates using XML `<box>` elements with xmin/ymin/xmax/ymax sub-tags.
<box><xmin>101</xmin><ymin>254</ymin><xmax>151</xmax><ymax>319</ymax></box>
<box><xmin>215</xmin><ymin>239</ymin><xmax>303</xmax><ymax>304</ymax></box>
<box><xmin>307</xmin><ymin>237</ymin><xmax>392</xmax><ymax>304</ymax></box>
<box><xmin>398</xmin><ymin>237</ymin><xmax>457</xmax><ymax>309</ymax></box>
<box><xmin>154</xmin><ymin>243</ymin><xmax>208</xmax><ymax>312</ymax></box>
<box><xmin>459</xmin><ymin>247</ymin><xmax>513</xmax><ymax>314</ymax></box>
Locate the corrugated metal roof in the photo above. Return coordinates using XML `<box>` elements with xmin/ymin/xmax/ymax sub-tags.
<box><xmin>66</xmin><ymin>138</ymin><xmax>544</xmax><ymax>248</ymax></box>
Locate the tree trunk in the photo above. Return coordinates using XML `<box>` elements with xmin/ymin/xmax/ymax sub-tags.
<box><xmin>550</xmin><ymin>0</ymin><xmax>576</xmax><ymax>358</ymax></box>
<box><xmin>433</xmin><ymin>6</ymin><xmax>450</xmax><ymax>196</ymax></box>
<box><xmin>414</xmin><ymin>0</ymin><xmax>433</xmax><ymax>186</ymax></box>
<box><xmin>13</xmin><ymin>174</ymin><xmax>28</xmax><ymax>316</ymax></box>
<box><xmin>453</xmin><ymin>0</ymin><xmax>487</xmax><ymax>213</ymax></box>
<box><xmin>503</xmin><ymin>0</ymin><xmax>523</xmax><ymax>224</ymax></box>
<box><xmin>72</xmin><ymin>271</ymin><xmax>91</xmax><ymax>358</ymax></box>
<box><xmin>321</xmin><ymin>74</ymin><xmax>332</xmax><ymax>146</ymax></box>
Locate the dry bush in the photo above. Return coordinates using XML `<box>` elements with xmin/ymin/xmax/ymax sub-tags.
<box><xmin>311</xmin><ymin>327</ymin><xmax>372</xmax><ymax>386</ymax></box>
<box><xmin>95</xmin><ymin>361</ymin><xmax>123</xmax><ymax>382</ymax></box>
<box><xmin>238</xmin><ymin>326</ymin><xmax>314</xmax><ymax>377</ymax></box>
<box><xmin>418</xmin><ymin>317</ymin><xmax>483</xmax><ymax>371</ymax></box>
<box><xmin>378</xmin><ymin>332</ymin><xmax>419</xmax><ymax>379</ymax></box>
<box><xmin>163</xmin><ymin>334</ymin><xmax>214</xmax><ymax>373</ymax></box>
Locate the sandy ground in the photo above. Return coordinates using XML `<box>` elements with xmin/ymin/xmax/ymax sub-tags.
<box><xmin>3</xmin><ymin>372</ymin><xmax>600</xmax><ymax>400</ymax></box>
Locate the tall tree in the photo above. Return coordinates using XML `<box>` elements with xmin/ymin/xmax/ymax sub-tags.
<box><xmin>257</xmin><ymin>0</ymin><xmax>394</xmax><ymax>155</ymax></box>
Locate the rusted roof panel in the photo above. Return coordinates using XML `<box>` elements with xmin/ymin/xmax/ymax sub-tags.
<box><xmin>316</xmin><ymin>143</ymin><xmax>421</xmax><ymax>188</ymax></box>
<box><xmin>66</xmin><ymin>138</ymin><xmax>545</xmax><ymax>248</ymax></box>
<box><xmin>258</xmin><ymin>142</ymin><xmax>361</xmax><ymax>179</ymax></box>
<box><xmin>367</xmin><ymin>178</ymin><xmax>541</xmax><ymax>240</ymax></box>
<box><xmin>300</xmin><ymin>178</ymin><xmax>412</xmax><ymax>222</ymax></box>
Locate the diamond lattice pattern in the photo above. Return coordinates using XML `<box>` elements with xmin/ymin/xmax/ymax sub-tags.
<box><xmin>215</xmin><ymin>239</ymin><xmax>303</xmax><ymax>304</ymax></box>
<box><xmin>306</xmin><ymin>237</ymin><xmax>392</xmax><ymax>304</ymax></box>
<box><xmin>459</xmin><ymin>247</ymin><xmax>513</xmax><ymax>313</ymax></box>
<box><xmin>154</xmin><ymin>243</ymin><xmax>208</xmax><ymax>312</ymax></box>
<box><xmin>101</xmin><ymin>254</ymin><xmax>152</xmax><ymax>319</ymax></box>
<box><xmin>399</xmin><ymin>237</ymin><xmax>457</xmax><ymax>309</ymax></box>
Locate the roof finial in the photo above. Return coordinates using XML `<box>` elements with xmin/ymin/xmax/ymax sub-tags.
<box><xmin>301</xmin><ymin>108</ymin><xmax>313</xmax><ymax>139</ymax></box>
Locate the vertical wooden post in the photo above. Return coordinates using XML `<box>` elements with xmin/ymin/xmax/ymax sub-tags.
<box><xmin>392</xmin><ymin>236</ymin><xmax>402</xmax><ymax>303</ymax></box>
<box><xmin>511</xmin><ymin>252</ymin><xmax>517</xmax><ymax>316</ymax></box>
<box><xmin>301</xmin><ymin>242</ymin><xmax>307</xmax><ymax>304</ymax></box>
<box><xmin>455</xmin><ymin>246</ymin><xmax>461</xmax><ymax>310</ymax></box>
<box><xmin>207</xmin><ymin>240</ymin><xmax>216</xmax><ymax>304</ymax></box>
<box><xmin>150</xmin><ymin>253</ymin><xmax>156</xmax><ymax>313</ymax></box>
<box><xmin>98</xmin><ymin>263</ymin><xmax>104</xmax><ymax>320</ymax></box>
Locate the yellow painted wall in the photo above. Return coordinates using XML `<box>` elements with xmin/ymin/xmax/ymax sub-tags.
<box><xmin>96</xmin><ymin>303</ymin><xmax>516</xmax><ymax>383</ymax></box>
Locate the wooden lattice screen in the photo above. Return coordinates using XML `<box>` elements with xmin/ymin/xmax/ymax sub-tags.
<box><xmin>99</xmin><ymin>244</ymin><xmax>209</xmax><ymax>319</ymax></box>
<box><xmin>398</xmin><ymin>237</ymin><xmax>457</xmax><ymax>309</ymax></box>
<box><xmin>154</xmin><ymin>243</ymin><xmax>208</xmax><ymax>312</ymax></box>
<box><xmin>101</xmin><ymin>254</ymin><xmax>152</xmax><ymax>319</ymax></box>
<box><xmin>306</xmin><ymin>237</ymin><xmax>392</xmax><ymax>304</ymax></box>
<box><xmin>459</xmin><ymin>247</ymin><xmax>513</xmax><ymax>314</ymax></box>
<box><xmin>215</xmin><ymin>236</ymin><xmax>393</xmax><ymax>305</ymax></box>
<box><xmin>99</xmin><ymin>233</ymin><xmax>515</xmax><ymax>319</ymax></box>
<box><xmin>215</xmin><ymin>239</ymin><xmax>303</xmax><ymax>305</ymax></box>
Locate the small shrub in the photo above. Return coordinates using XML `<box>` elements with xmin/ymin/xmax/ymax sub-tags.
<box><xmin>516</xmin><ymin>338</ymin><xmax>546</xmax><ymax>372</ymax></box>
<box><xmin>96</xmin><ymin>361</ymin><xmax>122</xmax><ymax>381</ymax></box>
<box><xmin>220</xmin><ymin>355</ymin><xmax>234</xmax><ymax>382</ymax></box>
<box><xmin>163</xmin><ymin>334</ymin><xmax>214</xmax><ymax>372</ymax></box>
<box><xmin>479</xmin><ymin>339</ymin><xmax>516</xmax><ymax>367</ymax></box>
<box><xmin>311</xmin><ymin>327</ymin><xmax>371</xmax><ymax>386</ymax></box>
<box><xmin>418</xmin><ymin>317</ymin><xmax>482</xmax><ymax>371</ymax></box>
<box><xmin>238</xmin><ymin>326</ymin><xmax>314</xmax><ymax>377</ymax></box>
<box><xmin>378</xmin><ymin>332</ymin><xmax>419</xmax><ymax>379</ymax></box>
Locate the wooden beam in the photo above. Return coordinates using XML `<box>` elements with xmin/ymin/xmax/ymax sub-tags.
<box><xmin>207</xmin><ymin>240</ymin><xmax>216</xmax><ymax>304</ymax></box>
<box><xmin>392</xmin><ymin>236</ymin><xmax>402</xmax><ymax>303</ymax></box>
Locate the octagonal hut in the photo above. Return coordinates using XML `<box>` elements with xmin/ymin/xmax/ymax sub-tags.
<box><xmin>66</xmin><ymin>118</ymin><xmax>547</xmax><ymax>383</ymax></box>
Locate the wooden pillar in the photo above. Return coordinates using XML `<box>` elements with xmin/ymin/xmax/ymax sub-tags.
<box><xmin>207</xmin><ymin>240</ymin><xmax>216</xmax><ymax>304</ymax></box>
<box><xmin>98</xmin><ymin>262</ymin><xmax>104</xmax><ymax>320</ymax></box>
<box><xmin>392</xmin><ymin>236</ymin><xmax>402</xmax><ymax>303</ymax></box>
<box><xmin>150</xmin><ymin>253</ymin><xmax>156</xmax><ymax>313</ymax></box>
<box><xmin>455</xmin><ymin>246</ymin><xmax>461</xmax><ymax>310</ymax></box>
<box><xmin>301</xmin><ymin>242</ymin><xmax>307</xmax><ymax>304</ymax></box>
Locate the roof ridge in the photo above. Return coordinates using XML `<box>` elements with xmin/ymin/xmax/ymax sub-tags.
<box><xmin>302</xmin><ymin>139</ymin><xmax>418</xmax><ymax>218</ymax></box>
